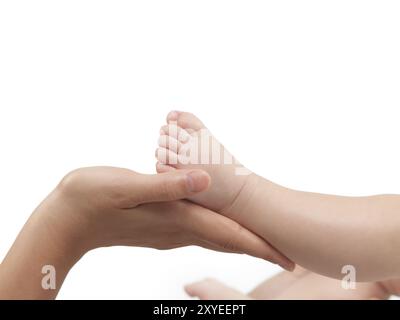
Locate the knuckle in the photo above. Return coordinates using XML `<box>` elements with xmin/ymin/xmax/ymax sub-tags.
<box><xmin>57</xmin><ymin>168</ymin><xmax>84</xmax><ymax>195</ymax></box>
<box><xmin>220</xmin><ymin>238</ymin><xmax>236</xmax><ymax>252</ymax></box>
<box><xmin>159</xmin><ymin>179</ymin><xmax>185</xmax><ymax>200</ymax></box>
<box><xmin>221</xmin><ymin>223</ymin><xmax>243</xmax><ymax>252</ymax></box>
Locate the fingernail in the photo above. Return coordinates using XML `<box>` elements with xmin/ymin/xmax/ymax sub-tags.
<box><xmin>279</xmin><ymin>262</ymin><xmax>295</xmax><ymax>272</ymax></box>
<box><xmin>186</xmin><ymin>171</ymin><xmax>210</xmax><ymax>193</ymax></box>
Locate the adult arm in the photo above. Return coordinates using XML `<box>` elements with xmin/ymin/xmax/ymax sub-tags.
<box><xmin>0</xmin><ymin>167</ymin><xmax>293</xmax><ymax>299</ymax></box>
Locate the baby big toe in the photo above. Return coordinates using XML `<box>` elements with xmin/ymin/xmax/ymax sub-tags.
<box><xmin>174</xmin><ymin>112</ymin><xmax>205</xmax><ymax>131</ymax></box>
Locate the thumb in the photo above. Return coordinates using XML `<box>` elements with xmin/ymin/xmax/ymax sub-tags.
<box><xmin>185</xmin><ymin>278</ymin><xmax>252</xmax><ymax>300</ymax></box>
<box><xmin>133</xmin><ymin>169</ymin><xmax>210</xmax><ymax>205</ymax></box>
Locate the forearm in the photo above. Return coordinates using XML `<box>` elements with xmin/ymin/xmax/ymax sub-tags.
<box><xmin>0</xmin><ymin>189</ymin><xmax>86</xmax><ymax>299</ymax></box>
<box><xmin>229</xmin><ymin>174</ymin><xmax>400</xmax><ymax>281</ymax></box>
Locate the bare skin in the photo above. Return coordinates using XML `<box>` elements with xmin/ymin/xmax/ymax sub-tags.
<box><xmin>0</xmin><ymin>167</ymin><xmax>293</xmax><ymax>299</ymax></box>
<box><xmin>157</xmin><ymin>111</ymin><xmax>400</xmax><ymax>281</ymax></box>
<box><xmin>185</xmin><ymin>267</ymin><xmax>400</xmax><ymax>300</ymax></box>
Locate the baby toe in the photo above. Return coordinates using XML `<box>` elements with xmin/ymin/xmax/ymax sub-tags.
<box><xmin>156</xmin><ymin>147</ymin><xmax>179</xmax><ymax>166</ymax></box>
<box><xmin>160</xmin><ymin>124</ymin><xmax>191</xmax><ymax>143</ymax></box>
<box><xmin>156</xmin><ymin>162</ymin><xmax>176</xmax><ymax>173</ymax></box>
<box><xmin>174</xmin><ymin>111</ymin><xmax>206</xmax><ymax>131</ymax></box>
<box><xmin>158</xmin><ymin>135</ymin><xmax>181</xmax><ymax>153</ymax></box>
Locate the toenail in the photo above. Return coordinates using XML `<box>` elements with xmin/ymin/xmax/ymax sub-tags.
<box><xmin>179</xmin><ymin>135</ymin><xmax>189</xmax><ymax>143</ymax></box>
<box><xmin>178</xmin><ymin>131</ymin><xmax>190</xmax><ymax>142</ymax></box>
<box><xmin>167</xmin><ymin>110</ymin><xmax>180</xmax><ymax>122</ymax></box>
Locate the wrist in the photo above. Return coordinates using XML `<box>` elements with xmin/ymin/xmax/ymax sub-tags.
<box><xmin>0</xmin><ymin>189</ymin><xmax>89</xmax><ymax>299</ymax></box>
<box><xmin>37</xmin><ymin>187</ymin><xmax>92</xmax><ymax>262</ymax></box>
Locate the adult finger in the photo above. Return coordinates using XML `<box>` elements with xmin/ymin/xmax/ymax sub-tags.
<box><xmin>181</xmin><ymin>202</ymin><xmax>295</xmax><ymax>270</ymax></box>
<box><xmin>128</xmin><ymin>170</ymin><xmax>210</xmax><ymax>206</ymax></box>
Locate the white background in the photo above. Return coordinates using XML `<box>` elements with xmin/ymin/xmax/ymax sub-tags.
<box><xmin>0</xmin><ymin>1</ymin><xmax>399</xmax><ymax>299</ymax></box>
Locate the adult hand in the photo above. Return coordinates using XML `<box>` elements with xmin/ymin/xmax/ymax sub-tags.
<box><xmin>54</xmin><ymin>167</ymin><xmax>292</xmax><ymax>263</ymax></box>
<box><xmin>0</xmin><ymin>166</ymin><xmax>293</xmax><ymax>299</ymax></box>
<box><xmin>185</xmin><ymin>267</ymin><xmax>398</xmax><ymax>300</ymax></box>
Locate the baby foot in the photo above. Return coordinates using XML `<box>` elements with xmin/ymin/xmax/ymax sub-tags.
<box><xmin>156</xmin><ymin>111</ymin><xmax>253</xmax><ymax>213</ymax></box>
